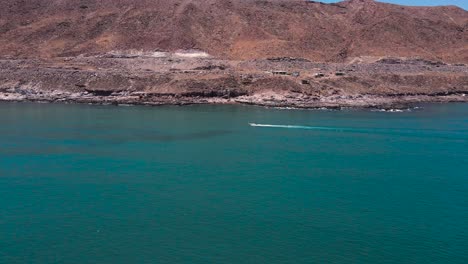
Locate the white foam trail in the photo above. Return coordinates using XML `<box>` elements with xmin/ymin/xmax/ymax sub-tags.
<box><xmin>248</xmin><ymin>123</ymin><xmax>464</xmax><ymax>140</ymax></box>
<box><xmin>249</xmin><ymin>123</ymin><xmax>398</xmax><ymax>134</ymax></box>
<box><xmin>249</xmin><ymin>123</ymin><xmax>339</xmax><ymax>131</ymax></box>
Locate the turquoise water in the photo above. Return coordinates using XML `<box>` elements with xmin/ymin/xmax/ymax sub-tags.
<box><xmin>0</xmin><ymin>102</ymin><xmax>467</xmax><ymax>263</ymax></box>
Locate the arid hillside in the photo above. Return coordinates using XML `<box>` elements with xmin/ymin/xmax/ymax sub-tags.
<box><xmin>0</xmin><ymin>0</ymin><xmax>467</xmax><ymax>62</ymax></box>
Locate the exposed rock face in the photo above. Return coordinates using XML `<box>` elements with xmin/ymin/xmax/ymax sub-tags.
<box><xmin>0</xmin><ymin>56</ymin><xmax>467</xmax><ymax>108</ymax></box>
<box><xmin>0</xmin><ymin>0</ymin><xmax>467</xmax><ymax>63</ymax></box>
<box><xmin>0</xmin><ymin>0</ymin><xmax>467</xmax><ymax>108</ymax></box>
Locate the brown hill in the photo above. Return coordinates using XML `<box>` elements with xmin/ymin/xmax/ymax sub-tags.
<box><xmin>0</xmin><ymin>0</ymin><xmax>467</xmax><ymax>62</ymax></box>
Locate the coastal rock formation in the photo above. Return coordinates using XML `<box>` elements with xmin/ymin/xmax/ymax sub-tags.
<box><xmin>0</xmin><ymin>0</ymin><xmax>467</xmax><ymax>63</ymax></box>
<box><xmin>1</xmin><ymin>56</ymin><xmax>466</xmax><ymax>108</ymax></box>
<box><xmin>0</xmin><ymin>0</ymin><xmax>467</xmax><ymax>108</ymax></box>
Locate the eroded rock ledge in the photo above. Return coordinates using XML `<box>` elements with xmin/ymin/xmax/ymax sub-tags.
<box><xmin>0</xmin><ymin>55</ymin><xmax>467</xmax><ymax>109</ymax></box>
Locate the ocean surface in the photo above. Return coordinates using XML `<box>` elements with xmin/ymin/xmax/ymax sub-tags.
<box><xmin>0</xmin><ymin>102</ymin><xmax>467</xmax><ymax>263</ymax></box>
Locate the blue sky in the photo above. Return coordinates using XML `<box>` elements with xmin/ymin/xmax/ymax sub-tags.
<box><xmin>320</xmin><ymin>0</ymin><xmax>468</xmax><ymax>10</ymax></box>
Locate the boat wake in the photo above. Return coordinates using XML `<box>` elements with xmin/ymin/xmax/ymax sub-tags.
<box><xmin>249</xmin><ymin>123</ymin><xmax>341</xmax><ymax>131</ymax></box>
<box><xmin>248</xmin><ymin>123</ymin><xmax>466</xmax><ymax>140</ymax></box>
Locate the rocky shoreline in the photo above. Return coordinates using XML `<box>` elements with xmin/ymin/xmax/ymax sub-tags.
<box><xmin>1</xmin><ymin>55</ymin><xmax>467</xmax><ymax>109</ymax></box>
<box><xmin>1</xmin><ymin>89</ymin><xmax>467</xmax><ymax>110</ymax></box>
